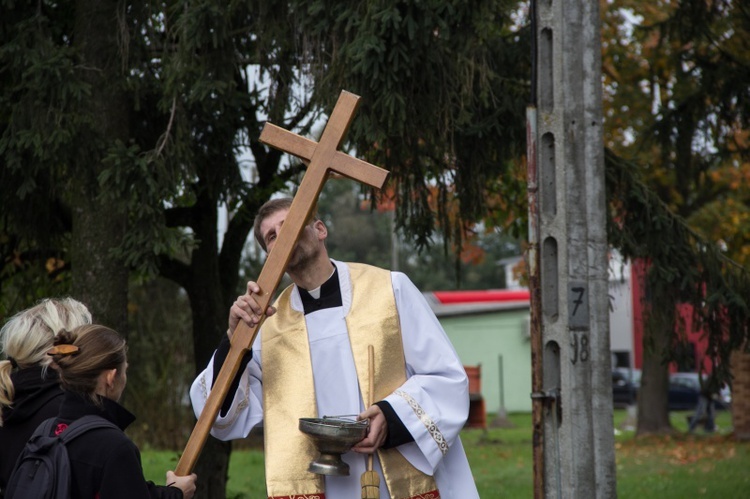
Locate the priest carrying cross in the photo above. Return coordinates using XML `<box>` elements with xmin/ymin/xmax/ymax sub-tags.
<box><xmin>186</xmin><ymin>91</ymin><xmax>479</xmax><ymax>499</ymax></box>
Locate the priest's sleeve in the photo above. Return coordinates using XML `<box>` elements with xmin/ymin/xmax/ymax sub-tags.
<box><xmin>380</xmin><ymin>272</ymin><xmax>471</xmax><ymax>474</ymax></box>
<box><xmin>189</xmin><ymin>336</ymin><xmax>265</xmax><ymax>440</ymax></box>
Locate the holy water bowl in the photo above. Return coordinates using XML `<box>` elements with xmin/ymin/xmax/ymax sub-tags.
<box><xmin>298</xmin><ymin>417</ymin><xmax>369</xmax><ymax>476</ymax></box>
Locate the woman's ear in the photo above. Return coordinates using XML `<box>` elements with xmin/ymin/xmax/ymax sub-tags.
<box><xmin>104</xmin><ymin>368</ymin><xmax>118</xmax><ymax>389</ymax></box>
<box><xmin>96</xmin><ymin>368</ymin><xmax>120</xmax><ymax>399</ymax></box>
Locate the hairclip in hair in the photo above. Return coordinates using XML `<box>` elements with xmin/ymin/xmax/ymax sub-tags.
<box><xmin>47</xmin><ymin>344</ymin><xmax>80</xmax><ymax>356</ymax></box>
<box><xmin>7</xmin><ymin>356</ymin><xmax>18</xmax><ymax>369</ymax></box>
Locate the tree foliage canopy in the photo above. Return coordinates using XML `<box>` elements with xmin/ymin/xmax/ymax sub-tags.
<box><xmin>289</xmin><ymin>0</ymin><xmax>531</xmax><ymax>248</ymax></box>
<box><xmin>2</xmin><ymin>0</ymin><xmax>750</xmax><ymax>465</ymax></box>
<box><xmin>1</xmin><ymin>0</ymin><xmax>531</xmax><ymax>303</ymax></box>
<box><xmin>603</xmin><ymin>0</ymin><xmax>750</xmax><ymax>265</ymax></box>
<box><xmin>1</xmin><ymin>1</ymin><xmax>531</xmax><ymax>493</ymax></box>
<box><xmin>602</xmin><ymin>0</ymin><xmax>750</xmax><ymax>400</ymax></box>
<box><xmin>606</xmin><ymin>150</ymin><xmax>750</xmax><ymax>386</ymax></box>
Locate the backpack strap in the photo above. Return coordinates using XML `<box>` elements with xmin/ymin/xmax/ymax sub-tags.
<box><xmin>56</xmin><ymin>415</ymin><xmax>120</xmax><ymax>444</ymax></box>
<box><xmin>30</xmin><ymin>417</ymin><xmax>60</xmax><ymax>440</ymax></box>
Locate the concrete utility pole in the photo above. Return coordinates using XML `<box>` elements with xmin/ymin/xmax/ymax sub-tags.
<box><xmin>527</xmin><ymin>1</ymin><xmax>617</xmax><ymax>497</ymax></box>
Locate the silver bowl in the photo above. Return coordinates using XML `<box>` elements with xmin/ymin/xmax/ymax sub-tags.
<box><xmin>298</xmin><ymin>417</ymin><xmax>369</xmax><ymax>476</ymax></box>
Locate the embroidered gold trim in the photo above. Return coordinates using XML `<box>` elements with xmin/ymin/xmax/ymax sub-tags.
<box><xmin>408</xmin><ymin>492</ymin><xmax>440</xmax><ymax>499</ymax></box>
<box><xmin>200</xmin><ymin>374</ymin><xmax>207</xmax><ymax>399</ymax></box>
<box><xmin>395</xmin><ymin>389</ymin><xmax>449</xmax><ymax>456</ymax></box>
<box><xmin>268</xmin><ymin>494</ymin><xmax>324</xmax><ymax>499</ymax></box>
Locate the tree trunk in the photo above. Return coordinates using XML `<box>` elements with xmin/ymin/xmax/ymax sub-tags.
<box><xmin>190</xmin><ymin>290</ymin><xmax>232</xmax><ymax>497</ymax></box>
<box><xmin>70</xmin><ymin>202</ymin><xmax>128</xmax><ymax>334</ymax></box>
<box><xmin>184</xmin><ymin>190</ymin><xmax>235</xmax><ymax>499</ymax></box>
<box><xmin>636</xmin><ymin>335</ymin><xmax>672</xmax><ymax>434</ymax></box>
<box><xmin>636</xmin><ymin>291</ymin><xmax>674</xmax><ymax>435</ymax></box>
<box><xmin>731</xmin><ymin>348</ymin><xmax>750</xmax><ymax>441</ymax></box>
<box><xmin>70</xmin><ymin>0</ymin><xmax>129</xmax><ymax>334</ymax></box>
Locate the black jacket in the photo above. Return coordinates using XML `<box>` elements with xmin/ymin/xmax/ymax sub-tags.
<box><xmin>52</xmin><ymin>391</ymin><xmax>182</xmax><ymax>499</ymax></box>
<box><xmin>0</xmin><ymin>366</ymin><xmax>64</xmax><ymax>492</ymax></box>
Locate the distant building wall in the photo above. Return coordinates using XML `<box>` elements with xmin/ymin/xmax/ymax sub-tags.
<box><xmin>609</xmin><ymin>256</ymin><xmax>635</xmax><ymax>368</ymax></box>
<box><xmin>440</xmin><ymin>309</ymin><xmax>532</xmax><ymax>413</ymax></box>
<box><xmin>430</xmin><ymin>253</ymin><xmax>639</xmax><ymax>415</ymax></box>
<box><xmin>630</xmin><ymin>258</ymin><xmax>715</xmax><ymax>373</ymax></box>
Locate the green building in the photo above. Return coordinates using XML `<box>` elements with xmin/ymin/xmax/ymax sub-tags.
<box><xmin>425</xmin><ymin>290</ymin><xmax>532</xmax><ymax>416</ymax></box>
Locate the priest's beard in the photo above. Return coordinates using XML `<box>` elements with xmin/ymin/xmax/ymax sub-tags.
<box><xmin>286</xmin><ymin>242</ymin><xmax>320</xmax><ymax>275</ymax></box>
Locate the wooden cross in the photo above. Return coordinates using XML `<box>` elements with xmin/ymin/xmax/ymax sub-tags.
<box><xmin>176</xmin><ymin>90</ymin><xmax>389</xmax><ymax>475</ymax></box>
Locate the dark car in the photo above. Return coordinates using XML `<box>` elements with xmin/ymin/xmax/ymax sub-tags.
<box><xmin>668</xmin><ymin>372</ymin><xmax>731</xmax><ymax>411</ymax></box>
<box><xmin>612</xmin><ymin>368</ymin><xmax>640</xmax><ymax>408</ymax></box>
<box><xmin>667</xmin><ymin>373</ymin><xmax>701</xmax><ymax>411</ymax></box>
<box><xmin>612</xmin><ymin>369</ymin><xmax>731</xmax><ymax>411</ymax></box>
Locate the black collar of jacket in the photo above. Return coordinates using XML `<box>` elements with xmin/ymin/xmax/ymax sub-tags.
<box><xmin>57</xmin><ymin>391</ymin><xmax>136</xmax><ymax>431</ymax></box>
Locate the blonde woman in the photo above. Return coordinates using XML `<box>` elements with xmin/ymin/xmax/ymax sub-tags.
<box><xmin>0</xmin><ymin>298</ymin><xmax>91</xmax><ymax>492</ymax></box>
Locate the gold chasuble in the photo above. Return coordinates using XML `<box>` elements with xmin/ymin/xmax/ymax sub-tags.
<box><xmin>262</xmin><ymin>263</ymin><xmax>440</xmax><ymax>499</ymax></box>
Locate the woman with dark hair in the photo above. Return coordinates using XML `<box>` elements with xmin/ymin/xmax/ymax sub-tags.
<box><xmin>44</xmin><ymin>324</ymin><xmax>196</xmax><ymax>499</ymax></box>
<box><xmin>0</xmin><ymin>298</ymin><xmax>92</xmax><ymax>493</ymax></box>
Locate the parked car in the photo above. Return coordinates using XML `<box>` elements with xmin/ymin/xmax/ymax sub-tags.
<box><xmin>611</xmin><ymin>369</ymin><xmax>730</xmax><ymax>411</ymax></box>
<box><xmin>668</xmin><ymin>372</ymin><xmax>731</xmax><ymax>411</ymax></box>
<box><xmin>612</xmin><ymin>368</ymin><xmax>640</xmax><ymax>407</ymax></box>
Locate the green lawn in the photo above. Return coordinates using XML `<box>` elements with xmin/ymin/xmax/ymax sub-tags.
<box><xmin>143</xmin><ymin>410</ymin><xmax>750</xmax><ymax>498</ymax></box>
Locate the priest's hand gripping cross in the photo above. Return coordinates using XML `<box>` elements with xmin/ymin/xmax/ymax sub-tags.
<box><xmin>175</xmin><ymin>90</ymin><xmax>389</xmax><ymax>475</ymax></box>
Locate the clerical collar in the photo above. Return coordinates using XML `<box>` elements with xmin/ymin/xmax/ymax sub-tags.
<box><xmin>298</xmin><ymin>265</ymin><xmax>342</xmax><ymax>314</ymax></box>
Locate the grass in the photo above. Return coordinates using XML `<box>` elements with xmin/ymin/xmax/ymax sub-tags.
<box><xmin>143</xmin><ymin>410</ymin><xmax>749</xmax><ymax>498</ymax></box>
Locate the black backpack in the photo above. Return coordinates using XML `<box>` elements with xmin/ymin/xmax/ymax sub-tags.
<box><xmin>4</xmin><ymin>415</ymin><xmax>118</xmax><ymax>499</ymax></box>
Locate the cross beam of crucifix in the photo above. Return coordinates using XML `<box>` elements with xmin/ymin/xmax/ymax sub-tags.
<box><xmin>176</xmin><ymin>90</ymin><xmax>389</xmax><ymax>475</ymax></box>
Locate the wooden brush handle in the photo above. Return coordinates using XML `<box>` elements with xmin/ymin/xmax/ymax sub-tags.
<box><xmin>368</xmin><ymin>345</ymin><xmax>374</xmax><ymax>471</ymax></box>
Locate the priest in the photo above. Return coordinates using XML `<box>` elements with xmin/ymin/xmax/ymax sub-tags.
<box><xmin>190</xmin><ymin>197</ymin><xmax>479</xmax><ymax>499</ymax></box>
